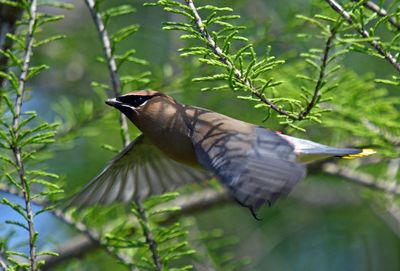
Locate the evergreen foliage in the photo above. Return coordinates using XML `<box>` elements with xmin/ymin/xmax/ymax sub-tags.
<box><xmin>0</xmin><ymin>0</ymin><xmax>67</xmax><ymax>270</ymax></box>
<box><xmin>147</xmin><ymin>0</ymin><xmax>399</xmax><ymax>132</ymax></box>
<box><xmin>0</xmin><ymin>0</ymin><xmax>399</xmax><ymax>270</ymax></box>
<box><xmin>105</xmin><ymin>193</ymin><xmax>195</xmax><ymax>270</ymax></box>
<box><xmin>68</xmin><ymin>1</ymin><xmax>196</xmax><ymax>270</ymax></box>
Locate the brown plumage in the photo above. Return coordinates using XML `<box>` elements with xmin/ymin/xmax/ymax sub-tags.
<box><xmin>68</xmin><ymin>90</ymin><xmax>374</xmax><ymax>217</ymax></box>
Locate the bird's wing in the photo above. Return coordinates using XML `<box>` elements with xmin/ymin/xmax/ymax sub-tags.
<box><xmin>67</xmin><ymin>134</ymin><xmax>211</xmax><ymax>208</ymax></box>
<box><xmin>192</xmin><ymin>126</ymin><xmax>306</xmax><ymax>213</ymax></box>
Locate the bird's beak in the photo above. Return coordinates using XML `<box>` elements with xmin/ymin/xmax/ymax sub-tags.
<box><xmin>105</xmin><ymin>98</ymin><xmax>121</xmax><ymax>107</ymax></box>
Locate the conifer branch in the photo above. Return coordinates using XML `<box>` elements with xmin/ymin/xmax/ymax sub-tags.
<box><xmin>353</xmin><ymin>0</ymin><xmax>400</xmax><ymax>31</ymax></box>
<box><xmin>298</xmin><ymin>28</ymin><xmax>336</xmax><ymax>120</ymax></box>
<box><xmin>134</xmin><ymin>201</ymin><xmax>162</xmax><ymax>271</ymax></box>
<box><xmin>9</xmin><ymin>1</ymin><xmax>38</xmax><ymax>269</ymax></box>
<box><xmin>325</xmin><ymin>0</ymin><xmax>400</xmax><ymax>72</ymax></box>
<box><xmin>51</xmin><ymin>209</ymin><xmax>139</xmax><ymax>271</ymax></box>
<box><xmin>0</xmin><ymin>183</ymin><xmax>47</xmax><ymax>206</ymax></box>
<box><xmin>34</xmin><ymin>107</ymin><xmax>108</xmax><ymax>153</ymax></box>
<box><xmin>0</xmin><ymin>5</ymin><xmax>23</xmax><ymax>84</ymax></box>
<box><xmin>184</xmin><ymin>0</ymin><xmax>298</xmax><ymax>119</ymax></box>
<box><xmin>5</xmin><ymin>161</ymin><xmax>400</xmax><ymax>269</ymax></box>
<box><xmin>84</xmin><ymin>0</ymin><xmax>130</xmax><ymax>147</ymax></box>
<box><xmin>0</xmin><ymin>187</ymin><xmax>229</xmax><ymax>270</ymax></box>
<box><xmin>83</xmin><ymin>2</ymin><xmax>162</xmax><ymax>269</ymax></box>
<box><xmin>0</xmin><ymin>5</ymin><xmax>22</xmax><ymax>110</ymax></box>
<box><xmin>0</xmin><ymin>182</ymin><xmax>138</xmax><ymax>271</ymax></box>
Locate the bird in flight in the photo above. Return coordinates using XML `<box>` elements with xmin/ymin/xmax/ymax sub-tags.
<box><xmin>68</xmin><ymin>90</ymin><xmax>374</xmax><ymax>218</ymax></box>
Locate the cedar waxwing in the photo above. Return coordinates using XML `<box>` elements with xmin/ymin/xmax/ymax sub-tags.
<box><xmin>69</xmin><ymin>90</ymin><xmax>375</xmax><ymax>217</ymax></box>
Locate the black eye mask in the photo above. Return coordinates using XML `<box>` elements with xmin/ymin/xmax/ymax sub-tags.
<box><xmin>117</xmin><ymin>95</ymin><xmax>152</xmax><ymax>107</ymax></box>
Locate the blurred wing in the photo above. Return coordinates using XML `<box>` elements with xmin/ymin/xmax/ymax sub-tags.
<box><xmin>193</xmin><ymin>127</ymin><xmax>306</xmax><ymax>213</ymax></box>
<box><xmin>67</xmin><ymin>134</ymin><xmax>211</xmax><ymax>208</ymax></box>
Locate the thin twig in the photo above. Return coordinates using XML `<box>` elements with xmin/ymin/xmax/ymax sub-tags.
<box><xmin>51</xmin><ymin>209</ymin><xmax>139</xmax><ymax>271</ymax></box>
<box><xmin>352</xmin><ymin>0</ymin><xmax>400</xmax><ymax>31</ymax></box>
<box><xmin>83</xmin><ymin>2</ymin><xmax>165</xmax><ymax>269</ymax></box>
<box><xmin>0</xmin><ymin>183</ymin><xmax>48</xmax><ymax>206</ymax></box>
<box><xmin>0</xmin><ymin>183</ymin><xmax>138</xmax><ymax>271</ymax></box>
<box><xmin>84</xmin><ymin>0</ymin><xmax>130</xmax><ymax>147</ymax></box>
<box><xmin>298</xmin><ymin>29</ymin><xmax>336</xmax><ymax>120</ymax></box>
<box><xmin>362</xmin><ymin>119</ymin><xmax>400</xmax><ymax>146</ymax></box>
<box><xmin>6</xmin><ymin>158</ymin><xmax>400</xmax><ymax>270</ymax></box>
<box><xmin>0</xmin><ymin>256</ymin><xmax>6</xmax><ymax>271</ymax></box>
<box><xmin>39</xmin><ymin>235</ymin><xmax>93</xmax><ymax>271</ymax></box>
<box><xmin>184</xmin><ymin>0</ymin><xmax>298</xmax><ymax>119</ymax></box>
<box><xmin>22</xmin><ymin>158</ymin><xmax>400</xmax><ymax>270</ymax></box>
<box><xmin>322</xmin><ymin>162</ymin><xmax>400</xmax><ymax>196</ymax></box>
<box><xmin>372</xmin><ymin>201</ymin><xmax>400</xmax><ymax>237</ymax></box>
<box><xmin>370</xmin><ymin>158</ymin><xmax>400</xmax><ymax>236</ymax></box>
<box><xmin>36</xmin><ymin>189</ymin><xmax>230</xmax><ymax>270</ymax></box>
<box><xmin>9</xmin><ymin>1</ymin><xmax>38</xmax><ymax>270</ymax></box>
<box><xmin>59</xmin><ymin>0</ymin><xmax>141</xmax><ymax>263</ymax></box>
<box><xmin>134</xmin><ymin>200</ymin><xmax>162</xmax><ymax>271</ymax></box>
<box><xmin>0</xmin><ymin>186</ymin><xmax>229</xmax><ymax>270</ymax></box>
<box><xmin>33</xmin><ymin>107</ymin><xmax>108</xmax><ymax>153</ymax></box>
<box><xmin>325</xmin><ymin>0</ymin><xmax>400</xmax><ymax>72</ymax></box>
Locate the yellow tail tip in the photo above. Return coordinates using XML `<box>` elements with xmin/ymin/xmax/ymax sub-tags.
<box><xmin>342</xmin><ymin>148</ymin><xmax>376</xmax><ymax>159</ymax></box>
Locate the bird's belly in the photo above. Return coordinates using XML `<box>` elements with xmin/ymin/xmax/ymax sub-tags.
<box><xmin>146</xmin><ymin>129</ymin><xmax>201</xmax><ymax>168</ymax></box>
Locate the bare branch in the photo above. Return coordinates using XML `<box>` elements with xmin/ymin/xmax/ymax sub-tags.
<box><xmin>0</xmin><ymin>184</ymin><xmax>138</xmax><ymax>271</ymax></box>
<box><xmin>27</xmin><ymin>179</ymin><xmax>366</xmax><ymax>270</ymax></box>
<box><xmin>362</xmin><ymin>119</ymin><xmax>400</xmax><ymax>146</ymax></box>
<box><xmin>325</xmin><ymin>0</ymin><xmax>400</xmax><ymax>72</ymax></box>
<box><xmin>162</xmin><ymin>189</ymin><xmax>230</xmax><ymax>223</ymax></box>
<box><xmin>1</xmin><ymin>182</ymin><xmax>45</xmax><ymax>202</ymax></box>
<box><xmin>0</xmin><ymin>255</ymin><xmax>6</xmax><ymax>271</ymax></box>
<box><xmin>353</xmin><ymin>0</ymin><xmax>400</xmax><ymax>31</ymax></box>
<box><xmin>83</xmin><ymin>2</ymin><xmax>163</xmax><ymax>269</ymax></box>
<box><xmin>4</xmin><ymin>159</ymin><xmax>400</xmax><ymax>270</ymax></box>
<box><xmin>50</xmin><ymin>209</ymin><xmax>139</xmax><ymax>271</ymax></box>
<box><xmin>322</xmin><ymin>162</ymin><xmax>400</xmax><ymax>196</ymax></box>
<box><xmin>371</xmin><ymin>158</ymin><xmax>400</xmax><ymax>236</ymax></box>
<box><xmin>184</xmin><ymin>0</ymin><xmax>298</xmax><ymax>120</ymax></box>
<box><xmin>12</xmin><ymin>161</ymin><xmax>400</xmax><ymax>271</ymax></box>
<box><xmin>40</xmin><ymin>235</ymin><xmax>94</xmax><ymax>271</ymax></box>
<box><xmin>40</xmin><ymin>189</ymin><xmax>230</xmax><ymax>270</ymax></box>
<box><xmin>372</xmin><ymin>202</ymin><xmax>400</xmax><ymax>237</ymax></box>
<box><xmin>83</xmin><ymin>0</ymin><xmax>130</xmax><ymax>147</ymax></box>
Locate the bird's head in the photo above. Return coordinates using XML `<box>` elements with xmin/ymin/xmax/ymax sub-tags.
<box><xmin>106</xmin><ymin>90</ymin><xmax>161</xmax><ymax>111</ymax></box>
<box><xmin>105</xmin><ymin>90</ymin><xmax>179</xmax><ymax>129</ymax></box>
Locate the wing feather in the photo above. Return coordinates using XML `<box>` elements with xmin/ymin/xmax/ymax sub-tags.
<box><xmin>66</xmin><ymin>134</ymin><xmax>211</xmax><ymax>208</ymax></box>
<box><xmin>193</xmin><ymin>125</ymin><xmax>306</xmax><ymax>213</ymax></box>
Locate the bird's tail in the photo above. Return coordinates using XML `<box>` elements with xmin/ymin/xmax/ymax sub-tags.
<box><xmin>278</xmin><ymin>134</ymin><xmax>376</xmax><ymax>163</ymax></box>
<box><xmin>341</xmin><ymin>148</ymin><xmax>376</xmax><ymax>159</ymax></box>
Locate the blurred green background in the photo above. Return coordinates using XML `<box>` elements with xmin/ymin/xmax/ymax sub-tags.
<box><xmin>1</xmin><ymin>0</ymin><xmax>399</xmax><ymax>270</ymax></box>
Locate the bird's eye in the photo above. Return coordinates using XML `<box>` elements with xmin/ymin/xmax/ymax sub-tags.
<box><xmin>117</xmin><ymin>95</ymin><xmax>152</xmax><ymax>107</ymax></box>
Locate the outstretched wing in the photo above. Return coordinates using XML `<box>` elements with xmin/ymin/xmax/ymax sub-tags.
<box><xmin>193</xmin><ymin>125</ymin><xmax>306</xmax><ymax>213</ymax></box>
<box><xmin>67</xmin><ymin>134</ymin><xmax>211</xmax><ymax>208</ymax></box>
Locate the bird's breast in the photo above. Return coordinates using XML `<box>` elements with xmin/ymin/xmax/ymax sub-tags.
<box><xmin>130</xmin><ymin>100</ymin><xmax>202</xmax><ymax>168</ymax></box>
<box><xmin>146</xmin><ymin>127</ymin><xmax>201</xmax><ymax>168</ymax></box>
